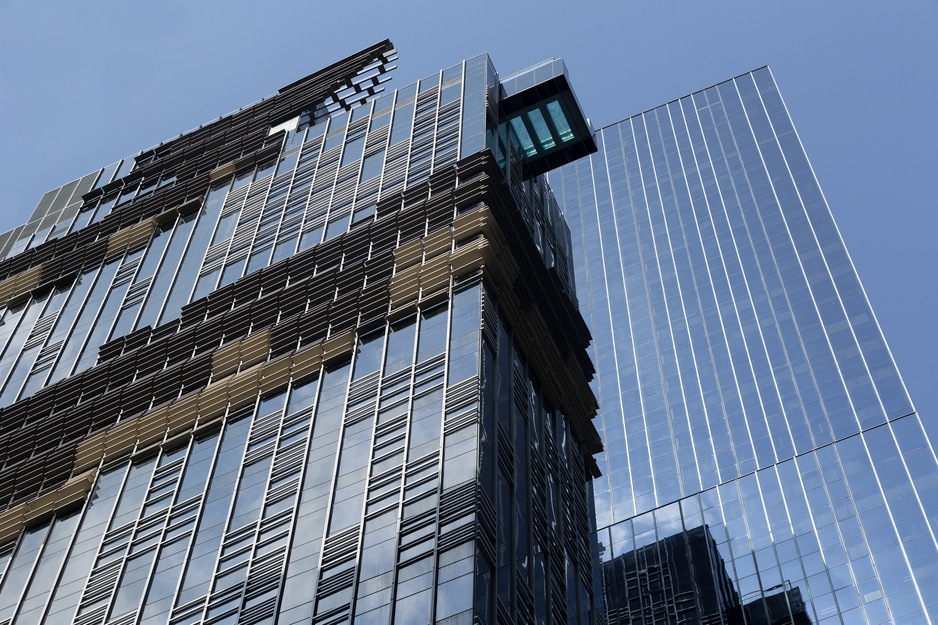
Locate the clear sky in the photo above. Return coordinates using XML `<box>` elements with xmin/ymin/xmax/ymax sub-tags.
<box><xmin>1</xmin><ymin>1</ymin><xmax>935</xmax><ymax>422</ymax></box>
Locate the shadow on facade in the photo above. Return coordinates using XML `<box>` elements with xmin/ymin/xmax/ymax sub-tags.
<box><xmin>600</xmin><ymin>525</ymin><xmax>811</xmax><ymax>625</ymax></box>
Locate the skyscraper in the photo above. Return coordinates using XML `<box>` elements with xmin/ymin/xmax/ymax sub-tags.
<box><xmin>0</xmin><ymin>42</ymin><xmax>604</xmax><ymax>624</ymax></box>
<box><xmin>551</xmin><ymin>68</ymin><xmax>936</xmax><ymax>624</ymax></box>
<box><xmin>0</xmin><ymin>41</ymin><xmax>933</xmax><ymax>625</ymax></box>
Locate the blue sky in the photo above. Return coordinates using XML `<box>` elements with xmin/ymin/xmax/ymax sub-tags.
<box><xmin>1</xmin><ymin>1</ymin><xmax>935</xmax><ymax>421</ymax></box>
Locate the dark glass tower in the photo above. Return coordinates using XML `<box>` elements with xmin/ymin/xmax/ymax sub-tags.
<box><xmin>552</xmin><ymin>68</ymin><xmax>936</xmax><ymax>624</ymax></box>
<box><xmin>0</xmin><ymin>43</ymin><xmax>603</xmax><ymax>624</ymax></box>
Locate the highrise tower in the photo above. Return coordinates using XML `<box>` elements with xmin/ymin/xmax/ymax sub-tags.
<box><xmin>0</xmin><ymin>43</ymin><xmax>603</xmax><ymax>624</ymax></box>
<box><xmin>552</xmin><ymin>68</ymin><xmax>935</xmax><ymax>624</ymax></box>
<box><xmin>0</xmin><ymin>42</ymin><xmax>933</xmax><ymax>625</ymax></box>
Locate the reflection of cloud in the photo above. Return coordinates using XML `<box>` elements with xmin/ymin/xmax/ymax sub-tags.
<box><xmin>599</xmin><ymin>524</ymin><xmax>811</xmax><ymax>625</ymax></box>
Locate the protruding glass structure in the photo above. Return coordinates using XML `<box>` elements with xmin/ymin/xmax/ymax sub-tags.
<box><xmin>552</xmin><ymin>67</ymin><xmax>935</xmax><ymax>624</ymax></box>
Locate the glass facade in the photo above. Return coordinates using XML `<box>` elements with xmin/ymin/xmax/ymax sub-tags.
<box><xmin>0</xmin><ymin>282</ymin><xmax>593</xmax><ymax>624</ymax></box>
<box><xmin>551</xmin><ymin>67</ymin><xmax>936</xmax><ymax>624</ymax></box>
<box><xmin>0</xmin><ymin>42</ymin><xmax>602</xmax><ymax>625</ymax></box>
<box><xmin>0</xmin><ymin>43</ymin><xmax>932</xmax><ymax>625</ymax></box>
<box><xmin>0</xmin><ymin>54</ymin><xmax>474</xmax><ymax>398</ymax></box>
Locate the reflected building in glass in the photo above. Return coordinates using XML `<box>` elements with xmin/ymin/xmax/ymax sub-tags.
<box><xmin>0</xmin><ymin>42</ymin><xmax>605</xmax><ymax>624</ymax></box>
<box><xmin>551</xmin><ymin>68</ymin><xmax>937</xmax><ymax>624</ymax></box>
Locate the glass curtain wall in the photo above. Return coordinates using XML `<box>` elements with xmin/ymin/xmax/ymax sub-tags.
<box><xmin>551</xmin><ymin>67</ymin><xmax>934</xmax><ymax>624</ymax></box>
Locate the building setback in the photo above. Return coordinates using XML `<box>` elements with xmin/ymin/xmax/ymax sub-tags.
<box><xmin>551</xmin><ymin>68</ymin><xmax>936</xmax><ymax>624</ymax></box>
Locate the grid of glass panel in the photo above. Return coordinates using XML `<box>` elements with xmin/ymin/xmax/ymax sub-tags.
<box><xmin>11</xmin><ymin>47</ymin><xmax>921</xmax><ymax>625</ymax></box>
<box><xmin>0</xmin><ymin>49</ymin><xmax>605</xmax><ymax>625</ymax></box>
<box><xmin>0</xmin><ymin>276</ymin><xmax>596</xmax><ymax>624</ymax></box>
<box><xmin>0</xmin><ymin>58</ymin><xmax>478</xmax><ymax>409</ymax></box>
<box><xmin>0</xmin><ymin>52</ymin><xmax>582</xmax><ymax>414</ymax></box>
<box><xmin>551</xmin><ymin>67</ymin><xmax>936</xmax><ymax>624</ymax></box>
<box><xmin>0</xmin><ymin>168</ymin><xmax>101</xmax><ymax>260</ymax></box>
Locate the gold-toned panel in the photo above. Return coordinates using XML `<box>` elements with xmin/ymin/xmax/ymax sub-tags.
<box><xmin>390</xmin><ymin>204</ymin><xmax>600</xmax><ymax>454</ymax></box>
<box><xmin>105</xmin><ymin>217</ymin><xmax>158</xmax><ymax>259</ymax></box>
<box><xmin>0</xmin><ymin>265</ymin><xmax>43</xmax><ymax>307</ymax></box>
<box><xmin>211</xmin><ymin>329</ymin><xmax>272</xmax><ymax>381</ymax></box>
<box><xmin>208</xmin><ymin>161</ymin><xmax>237</xmax><ymax>182</ymax></box>
<box><xmin>73</xmin><ymin>330</ymin><xmax>355</xmax><ymax>479</ymax></box>
<box><xmin>0</xmin><ymin>470</ymin><xmax>97</xmax><ymax>545</ymax></box>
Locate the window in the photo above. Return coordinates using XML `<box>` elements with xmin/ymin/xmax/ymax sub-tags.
<box><xmin>360</xmin><ymin>150</ymin><xmax>385</xmax><ymax>182</ymax></box>
<box><xmin>389</xmin><ymin>102</ymin><xmax>415</xmax><ymax>145</ymax></box>
<box><xmin>275</xmin><ymin>151</ymin><xmax>299</xmax><ymax>177</ymax></box>
<box><xmin>324</xmin><ymin>214</ymin><xmax>348</xmax><ymax>241</ymax></box>
<box><xmin>137</xmin><ymin>177</ymin><xmax>158</xmax><ymax>198</ymax></box>
<box><xmin>158</xmin><ymin>171</ymin><xmax>176</xmax><ymax>188</ymax></box>
<box><xmin>254</xmin><ymin>160</ymin><xmax>275</xmax><ymax>180</ymax></box>
<box><xmin>116</xmin><ymin>183</ymin><xmax>139</xmax><ymax>206</ymax></box>
<box><xmin>352</xmin><ymin>203</ymin><xmax>377</xmax><ymax>226</ymax></box>
<box><xmin>231</xmin><ymin>168</ymin><xmax>253</xmax><ymax>192</ymax></box>
<box><xmin>340</xmin><ymin>136</ymin><xmax>366</xmax><ymax>167</ymax></box>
